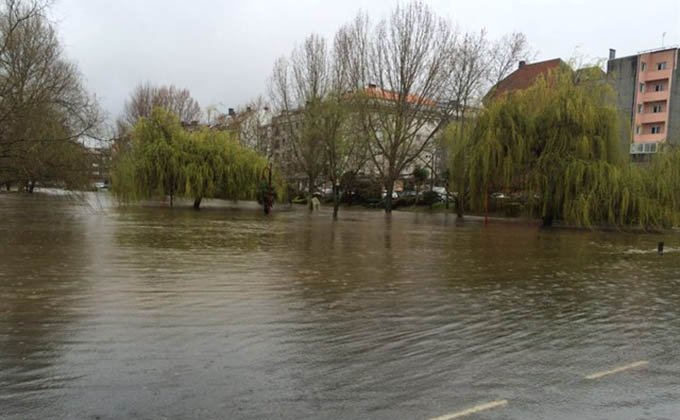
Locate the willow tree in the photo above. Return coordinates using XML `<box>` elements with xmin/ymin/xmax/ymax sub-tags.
<box><xmin>111</xmin><ymin>108</ymin><xmax>185</xmax><ymax>206</ymax></box>
<box><xmin>450</xmin><ymin>67</ymin><xmax>671</xmax><ymax>228</ymax></box>
<box><xmin>629</xmin><ymin>145</ymin><xmax>680</xmax><ymax>228</ymax></box>
<box><xmin>111</xmin><ymin>108</ymin><xmax>271</xmax><ymax>210</ymax></box>
<box><xmin>444</xmin><ymin>121</ymin><xmax>474</xmax><ymax>217</ymax></box>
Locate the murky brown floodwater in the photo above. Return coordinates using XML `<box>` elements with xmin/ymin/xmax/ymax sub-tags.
<box><xmin>1</xmin><ymin>192</ymin><xmax>679</xmax><ymax>420</ymax></box>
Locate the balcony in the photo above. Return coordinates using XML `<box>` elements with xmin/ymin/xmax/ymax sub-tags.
<box><xmin>640</xmin><ymin>68</ymin><xmax>672</xmax><ymax>82</ymax></box>
<box><xmin>630</xmin><ymin>141</ymin><xmax>660</xmax><ymax>154</ymax></box>
<box><xmin>639</xmin><ymin>90</ymin><xmax>669</xmax><ymax>102</ymax></box>
<box><xmin>634</xmin><ymin>132</ymin><xmax>666</xmax><ymax>143</ymax></box>
<box><xmin>637</xmin><ymin>111</ymin><xmax>667</xmax><ymax>124</ymax></box>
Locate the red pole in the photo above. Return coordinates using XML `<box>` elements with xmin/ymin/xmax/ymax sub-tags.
<box><xmin>267</xmin><ymin>163</ymin><xmax>273</xmax><ymax>214</ymax></box>
<box><xmin>484</xmin><ymin>188</ymin><xmax>489</xmax><ymax>227</ymax></box>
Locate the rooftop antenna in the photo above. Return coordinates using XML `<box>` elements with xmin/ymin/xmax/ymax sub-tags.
<box><xmin>662</xmin><ymin>32</ymin><xmax>667</xmax><ymax>48</ymax></box>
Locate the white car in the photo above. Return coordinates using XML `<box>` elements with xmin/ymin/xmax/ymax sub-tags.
<box><xmin>432</xmin><ymin>186</ymin><xmax>446</xmax><ymax>196</ymax></box>
<box><xmin>381</xmin><ymin>190</ymin><xmax>398</xmax><ymax>199</ymax></box>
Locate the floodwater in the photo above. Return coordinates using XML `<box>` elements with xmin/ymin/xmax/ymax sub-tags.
<box><xmin>1</xmin><ymin>192</ymin><xmax>679</xmax><ymax>420</ymax></box>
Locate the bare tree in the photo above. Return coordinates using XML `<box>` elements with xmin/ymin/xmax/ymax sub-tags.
<box><xmin>334</xmin><ymin>12</ymin><xmax>371</xmax><ymax>92</ymax></box>
<box><xmin>487</xmin><ymin>32</ymin><xmax>534</xmax><ymax>87</ymax></box>
<box><xmin>0</xmin><ymin>0</ymin><xmax>101</xmax><ymax>191</ymax></box>
<box><xmin>234</xmin><ymin>96</ymin><xmax>273</xmax><ymax>156</ymax></box>
<box><xmin>349</xmin><ymin>2</ymin><xmax>457</xmax><ymax>212</ymax></box>
<box><xmin>269</xmin><ymin>35</ymin><xmax>329</xmax><ymax>210</ymax></box>
<box><xmin>448</xmin><ymin>29</ymin><xmax>489</xmax><ymax>120</ymax></box>
<box><xmin>121</xmin><ymin>83</ymin><xmax>201</xmax><ymax>127</ymax></box>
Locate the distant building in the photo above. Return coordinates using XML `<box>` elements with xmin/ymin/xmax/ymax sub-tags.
<box><xmin>485</xmin><ymin>58</ymin><xmax>568</xmax><ymax>102</ymax></box>
<box><xmin>607</xmin><ymin>47</ymin><xmax>680</xmax><ymax>161</ymax></box>
<box><xmin>262</xmin><ymin>85</ymin><xmax>448</xmax><ymax>194</ymax></box>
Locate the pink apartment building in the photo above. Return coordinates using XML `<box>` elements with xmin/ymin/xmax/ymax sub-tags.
<box><xmin>607</xmin><ymin>47</ymin><xmax>680</xmax><ymax>160</ymax></box>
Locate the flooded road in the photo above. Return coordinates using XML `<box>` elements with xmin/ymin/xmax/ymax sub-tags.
<box><xmin>1</xmin><ymin>192</ymin><xmax>679</xmax><ymax>419</ymax></box>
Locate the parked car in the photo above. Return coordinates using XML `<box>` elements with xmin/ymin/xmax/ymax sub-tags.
<box><xmin>432</xmin><ymin>186</ymin><xmax>446</xmax><ymax>196</ymax></box>
<box><xmin>399</xmin><ymin>190</ymin><xmax>418</xmax><ymax>198</ymax></box>
<box><xmin>382</xmin><ymin>190</ymin><xmax>398</xmax><ymax>199</ymax></box>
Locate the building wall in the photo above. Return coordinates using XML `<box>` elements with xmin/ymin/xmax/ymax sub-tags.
<box><xmin>633</xmin><ymin>49</ymin><xmax>677</xmax><ymax>144</ymax></box>
<box><xmin>606</xmin><ymin>54</ymin><xmax>637</xmax><ymax>155</ymax></box>
<box><xmin>607</xmin><ymin>48</ymin><xmax>680</xmax><ymax>157</ymax></box>
<box><xmin>668</xmin><ymin>57</ymin><xmax>680</xmax><ymax>146</ymax></box>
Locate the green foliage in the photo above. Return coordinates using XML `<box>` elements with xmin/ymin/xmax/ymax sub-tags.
<box><xmin>111</xmin><ymin>108</ymin><xmax>276</xmax><ymax>207</ymax></box>
<box><xmin>446</xmin><ymin>68</ymin><xmax>679</xmax><ymax>229</ymax></box>
<box><xmin>421</xmin><ymin>190</ymin><xmax>441</xmax><ymax>206</ymax></box>
<box><xmin>342</xmin><ymin>176</ymin><xmax>382</xmax><ymax>204</ymax></box>
<box><xmin>412</xmin><ymin>165</ymin><xmax>429</xmax><ymax>186</ymax></box>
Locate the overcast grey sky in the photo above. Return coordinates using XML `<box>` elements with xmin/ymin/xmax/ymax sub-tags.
<box><xmin>51</xmin><ymin>0</ymin><xmax>680</xmax><ymax>123</ymax></box>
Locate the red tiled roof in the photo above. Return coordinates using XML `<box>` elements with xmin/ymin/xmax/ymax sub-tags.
<box><xmin>364</xmin><ymin>86</ymin><xmax>436</xmax><ymax>106</ymax></box>
<box><xmin>487</xmin><ymin>58</ymin><xmax>565</xmax><ymax>100</ymax></box>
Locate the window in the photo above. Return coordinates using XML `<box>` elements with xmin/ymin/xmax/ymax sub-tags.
<box><xmin>640</xmin><ymin>83</ymin><xmax>645</xmax><ymax>92</ymax></box>
<box><xmin>655</xmin><ymin>83</ymin><xmax>665</xmax><ymax>92</ymax></box>
<box><xmin>641</xmin><ymin>62</ymin><xmax>647</xmax><ymax>71</ymax></box>
<box><xmin>651</xmin><ymin>125</ymin><xmax>662</xmax><ymax>134</ymax></box>
<box><xmin>635</xmin><ymin>125</ymin><xmax>641</xmax><ymax>134</ymax></box>
<box><xmin>657</xmin><ymin>62</ymin><xmax>667</xmax><ymax>70</ymax></box>
<box><xmin>653</xmin><ymin>104</ymin><xmax>663</xmax><ymax>113</ymax></box>
<box><xmin>637</xmin><ymin>104</ymin><xmax>643</xmax><ymax>113</ymax></box>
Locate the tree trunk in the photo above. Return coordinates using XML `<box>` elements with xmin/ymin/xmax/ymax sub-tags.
<box><xmin>347</xmin><ymin>182</ymin><xmax>353</xmax><ymax>206</ymax></box>
<box><xmin>456</xmin><ymin>193</ymin><xmax>464</xmax><ymax>218</ymax></box>
<box><xmin>542</xmin><ymin>201</ymin><xmax>554</xmax><ymax>226</ymax></box>
<box><xmin>307</xmin><ymin>176</ymin><xmax>314</xmax><ymax>211</ymax></box>
<box><xmin>332</xmin><ymin>183</ymin><xmax>340</xmax><ymax>220</ymax></box>
<box><xmin>28</xmin><ymin>180</ymin><xmax>35</xmax><ymax>193</ymax></box>
<box><xmin>193</xmin><ymin>197</ymin><xmax>202</xmax><ymax>210</ymax></box>
<box><xmin>384</xmin><ymin>179</ymin><xmax>394</xmax><ymax>213</ymax></box>
<box><xmin>170</xmin><ymin>194</ymin><xmax>174</xmax><ymax>208</ymax></box>
<box><xmin>5</xmin><ymin>183</ymin><xmax>10</xmax><ymax>191</ymax></box>
<box><xmin>445</xmin><ymin>182</ymin><xmax>450</xmax><ymax>210</ymax></box>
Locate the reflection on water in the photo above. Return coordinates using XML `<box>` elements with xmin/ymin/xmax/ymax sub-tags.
<box><xmin>1</xmin><ymin>193</ymin><xmax>679</xmax><ymax>419</ymax></box>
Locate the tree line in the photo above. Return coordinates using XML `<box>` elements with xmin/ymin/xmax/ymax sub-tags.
<box><xmin>5</xmin><ymin>0</ymin><xmax>679</xmax><ymax>230</ymax></box>
<box><xmin>268</xmin><ymin>2</ymin><xmax>533</xmax><ymax>216</ymax></box>
<box><xmin>266</xmin><ymin>1</ymin><xmax>680</xmax><ymax>229</ymax></box>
